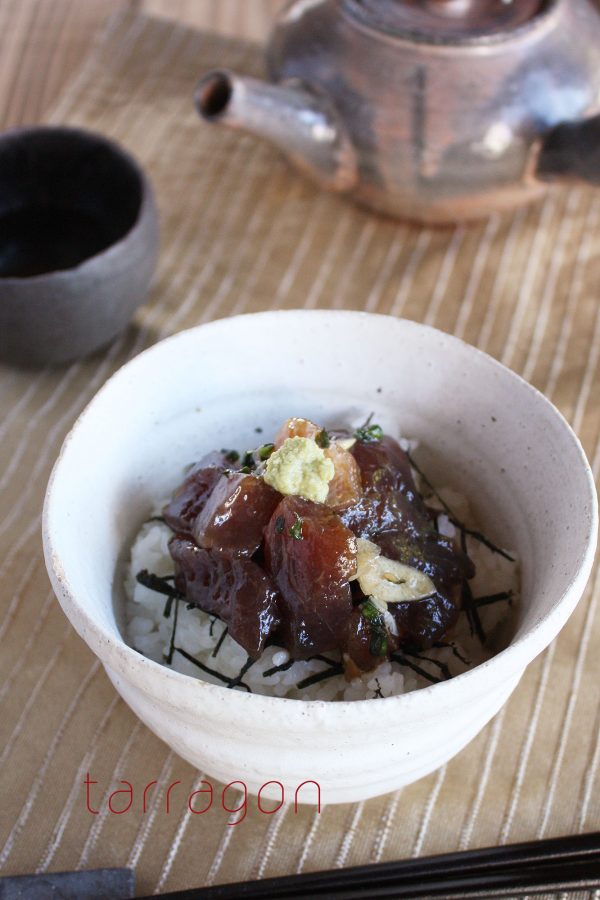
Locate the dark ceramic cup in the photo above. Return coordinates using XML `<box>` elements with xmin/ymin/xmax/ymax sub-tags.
<box><xmin>0</xmin><ymin>126</ymin><xmax>159</xmax><ymax>366</ymax></box>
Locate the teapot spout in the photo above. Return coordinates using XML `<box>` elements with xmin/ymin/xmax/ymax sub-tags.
<box><xmin>195</xmin><ymin>70</ymin><xmax>357</xmax><ymax>193</ymax></box>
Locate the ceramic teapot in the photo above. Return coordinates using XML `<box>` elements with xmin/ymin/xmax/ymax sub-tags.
<box><xmin>195</xmin><ymin>0</ymin><xmax>600</xmax><ymax>224</ymax></box>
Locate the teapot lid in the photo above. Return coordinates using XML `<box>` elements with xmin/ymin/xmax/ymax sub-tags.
<box><xmin>342</xmin><ymin>0</ymin><xmax>548</xmax><ymax>43</ymax></box>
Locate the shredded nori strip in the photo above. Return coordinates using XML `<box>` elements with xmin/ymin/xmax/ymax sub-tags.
<box><xmin>357</xmin><ymin>412</ymin><xmax>374</xmax><ymax>430</ymax></box>
<box><xmin>264</xmin><ymin>653</ymin><xmax>338</xmax><ymax>681</ymax></box>
<box><xmin>462</xmin><ymin>579</ymin><xmax>486</xmax><ymax>645</ymax></box>
<box><xmin>401</xmin><ymin>649</ymin><xmax>453</xmax><ymax>681</ymax></box>
<box><xmin>406</xmin><ymin>451</ymin><xmax>515</xmax><ymax>562</ymax></box>
<box><xmin>310</xmin><ymin>654</ymin><xmax>339</xmax><ymax>668</ymax></box>
<box><xmin>433</xmin><ymin>641</ymin><xmax>471</xmax><ymax>667</ymax></box>
<box><xmin>136</xmin><ymin>570</ymin><xmax>185</xmax><ymax>621</ymax></box>
<box><xmin>136</xmin><ymin>569</ymin><xmax>185</xmax><ymax>600</ymax></box>
<box><xmin>390</xmin><ymin>651</ymin><xmax>441</xmax><ymax>684</ymax></box>
<box><xmin>166</xmin><ymin>597</ymin><xmax>179</xmax><ymax>665</ymax></box>
<box><xmin>373</xmin><ymin>678</ymin><xmax>383</xmax><ymax>699</ymax></box>
<box><xmin>474</xmin><ymin>590</ymin><xmax>513</xmax><ymax>608</ymax></box>
<box><xmin>212</xmin><ymin>625</ymin><xmax>229</xmax><ymax>658</ymax></box>
<box><xmin>458</xmin><ymin>526</ymin><xmax>484</xmax><ymax>637</ymax></box>
<box><xmin>136</xmin><ymin>569</ymin><xmax>229</xmax><ymax>629</ymax></box>
<box><xmin>263</xmin><ymin>659</ymin><xmax>295</xmax><ymax>678</ymax></box>
<box><xmin>452</xmin><ymin>520</ymin><xmax>515</xmax><ymax>563</ymax></box>
<box><xmin>174</xmin><ymin>646</ymin><xmax>235</xmax><ymax>686</ymax></box>
<box><xmin>296</xmin><ymin>663</ymin><xmax>344</xmax><ymax>690</ymax></box>
<box><xmin>228</xmin><ymin>656</ymin><xmax>255</xmax><ymax>690</ymax></box>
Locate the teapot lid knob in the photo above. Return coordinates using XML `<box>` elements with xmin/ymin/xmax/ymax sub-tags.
<box><xmin>342</xmin><ymin>0</ymin><xmax>547</xmax><ymax>41</ymax></box>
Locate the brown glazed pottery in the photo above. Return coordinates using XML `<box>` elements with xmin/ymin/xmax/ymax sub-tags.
<box><xmin>195</xmin><ymin>0</ymin><xmax>600</xmax><ymax>224</ymax></box>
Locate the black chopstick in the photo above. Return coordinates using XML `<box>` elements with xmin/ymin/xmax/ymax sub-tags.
<box><xmin>142</xmin><ymin>831</ymin><xmax>600</xmax><ymax>899</ymax></box>
<box><xmin>333</xmin><ymin>859</ymin><xmax>600</xmax><ymax>899</ymax></box>
<box><xmin>280</xmin><ymin>830</ymin><xmax>600</xmax><ymax>889</ymax></box>
<box><xmin>276</xmin><ymin>830</ymin><xmax>600</xmax><ymax>896</ymax></box>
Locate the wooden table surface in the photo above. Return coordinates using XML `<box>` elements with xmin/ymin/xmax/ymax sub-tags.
<box><xmin>0</xmin><ymin>0</ymin><xmax>286</xmax><ymax>130</ymax></box>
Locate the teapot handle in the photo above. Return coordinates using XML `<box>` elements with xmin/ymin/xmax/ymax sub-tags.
<box><xmin>536</xmin><ymin>115</ymin><xmax>600</xmax><ymax>186</ymax></box>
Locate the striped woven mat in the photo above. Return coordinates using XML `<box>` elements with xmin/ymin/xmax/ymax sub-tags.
<box><xmin>0</xmin><ymin>10</ymin><xmax>599</xmax><ymax>896</ymax></box>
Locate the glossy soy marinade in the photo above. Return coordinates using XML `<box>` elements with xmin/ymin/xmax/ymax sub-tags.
<box><xmin>160</xmin><ymin>418</ymin><xmax>476</xmax><ymax>677</ymax></box>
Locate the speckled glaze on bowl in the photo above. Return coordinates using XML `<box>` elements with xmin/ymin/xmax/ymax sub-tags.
<box><xmin>43</xmin><ymin>311</ymin><xmax>597</xmax><ymax>804</ymax></box>
<box><xmin>0</xmin><ymin>126</ymin><xmax>158</xmax><ymax>367</ymax></box>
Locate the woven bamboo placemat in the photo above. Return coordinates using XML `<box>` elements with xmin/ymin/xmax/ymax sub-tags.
<box><xmin>0</xmin><ymin>10</ymin><xmax>599</xmax><ymax>896</ymax></box>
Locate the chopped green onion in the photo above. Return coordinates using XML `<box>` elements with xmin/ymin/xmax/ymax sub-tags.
<box><xmin>242</xmin><ymin>450</ymin><xmax>255</xmax><ymax>468</ymax></box>
<box><xmin>361</xmin><ymin>599</ymin><xmax>388</xmax><ymax>657</ymax></box>
<box><xmin>315</xmin><ymin>429</ymin><xmax>330</xmax><ymax>449</ymax></box>
<box><xmin>289</xmin><ymin>514</ymin><xmax>304</xmax><ymax>541</ymax></box>
<box><xmin>258</xmin><ymin>442</ymin><xmax>275</xmax><ymax>461</ymax></box>
<box><xmin>354</xmin><ymin>423</ymin><xmax>384</xmax><ymax>443</ymax></box>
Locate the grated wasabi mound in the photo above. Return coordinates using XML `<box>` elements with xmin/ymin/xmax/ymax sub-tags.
<box><xmin>263</xmin><ymin>436</ymin><xmax>334</xmax><ymax>504</ymax></box>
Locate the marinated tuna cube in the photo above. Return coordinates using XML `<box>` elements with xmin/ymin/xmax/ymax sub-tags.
<box><xmin>274</xmin><ymin>417</ymin><xmax>321</xmax><ymax>448</ymax></box>
<box><xmin>344</xmin><ymin>600</ymin><xmax>399</xmax><ymax>674</ymax></box>
<box><xmin>169</xmin><ymin>536</ymin><xmax>280</xmax><ymax>657</ymax></box>
<box><xmin>325</xmin><ymin>442</ymin><xmax>363</xmax><ymax>511</ymax></box>
<box><xmin>341</xmin><ymin>486</ymin><xmax>433</xmax><ymax>540</ymax></box>
<box><xmin>264</xmin><ymin>496</ymin><xmax>357</xmax><ymax>657</ymax></box>
<box><xmin>387</xmin><ymin>589</ymin><xmax>460</xmax><ymax>649</ymax></box>
<box><xmin>374</xmin><ymin>531</ymin><xmax>469</xmax><ymax>648</ymax></box>
<box><xmin>193</xmin><ymin>472</ymin><xmax>281</xmax><ymax>557</ymax></box>
<box><xmin>163</xmin><ymin>465</ymin><xmax>223</xmax><ymax>535</ymax></box>
<box><xmin>377</xmin><ymin>530</ymin><xmax>475</xmax><ymax>589</ymax></box>
<box><xmin>352</xmin><ymin>436</ymin><xmax>422</xmax><ymax>501</ymax></box>
<box><xmin>340</xmin><ymin>436</ymin><xmax>429</xmax><ymax>537</ymax></box>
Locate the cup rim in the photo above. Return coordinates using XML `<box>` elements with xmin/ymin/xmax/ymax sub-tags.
<box><xmin>42</xmin><ymin>310</ymin><xmax>599</xmax><ymax>723</ymax></box>
<box><xmin>0</xmin><ymin>124</ymin><xmax>154</xmax><ymax>285</ymax></box>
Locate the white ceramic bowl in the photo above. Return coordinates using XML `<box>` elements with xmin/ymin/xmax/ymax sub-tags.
<box><xmin>43</xmin><ymin>311</ymin><xmax>597</xmax><ymax>804</ymax></box>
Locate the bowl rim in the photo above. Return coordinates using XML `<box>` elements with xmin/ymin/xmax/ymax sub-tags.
<box><xmin>0</xmin><ymin>124</ymin><xmax>156</xmax><ymax>285</ymax></box>
<box><xmin>42</xmin><ymin>310</ymin><xmax>599</xmax><ymax>721</ymax></box>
